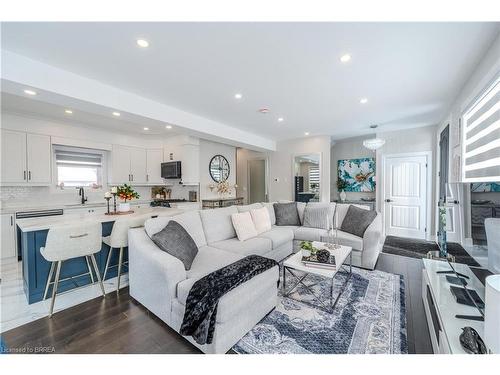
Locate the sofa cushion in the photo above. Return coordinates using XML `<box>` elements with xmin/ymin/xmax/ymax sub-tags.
<box><xmin>186</xmin><ymin>246</ymin><xmax>243</xmax><ymax>280</ymax></box>
<box><xmin>335</xmin><ymin>203</ymin><xmax>370</xmax><ymax>228</ymax></box>
<box><xmin>303</xmin><ymin>205</ymin><xmax>330</xmax><ymax>229</ymax></box>
<box><xmin>336</xmin><ymin>230</ymin><xmax>364</xmax><ymax>251</ymax></box>
<box><xmin>262</xmin><ymin>202</ymin><xmax>276</xmax><ymax>225</ymax></box>
<box><xmin>250</xmin><ymin>207</ymin><xmax>272</xmax><ymax>234</ymax></box>
<box><xmin>144</xmin><ymin>210</ymin><xmax>207</xmax><ymax>247</ymax></box>
<box><xmin>237</xmin><ymin>203</ymin><xmax>263</xmax><ymax>213</ymax></box>
<box><xmin>297</xmin><ymin>202</ymin><xmax>306</xmax><ymax>224</ymax></box>
<box><xmin>151</xmin><ymin>221</ymin><xmax>199</xmax><ymax>270</ymax></box>
<box><xmin>274</xmin><ymin>202</ymin><xmax>300</xmax><ymax>226</ymax></box>
<box><xmin>199</xmin><ymin>206</ymin><xmax>239</xmax><ymax>243</ymax></box>
<box><xmin>231</xmin><ymin>211</ymin><xmax>258</xmax><ymax>241</ymax></box>
<box><xmin>340</xmin><ymin>205</ymin><xmax>377</xmax><ymax>237</ymax></box>
<box><xmin>294</xmin><ymin>226</ymin><xmax>329</xmax><ymax>242</ymax></box>
<box><xmin>258</xmin><ymin>227</ymin><xmax>294</xmax><ymax>248</ymax></box>
<box><xmin>211</xmin><ymin>237</ymin><xmax>272</xmax><ymax>256</ymax></box>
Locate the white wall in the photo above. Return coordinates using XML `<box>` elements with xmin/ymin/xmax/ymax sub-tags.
<box><xmin>330</xmin><ymin>135</ymin><xmax>376</xmax><ymax>201</ymax></box>
<box><xmin>199</xmin><ymin>139</ymin><xmax>237</xmax><ymax>200</ymax></box>
<box><xmin>268</xmin><ymin>135</ymin><xmax>331</xmax><ymax>202</ymax></box>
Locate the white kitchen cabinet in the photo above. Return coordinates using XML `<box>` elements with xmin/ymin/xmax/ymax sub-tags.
<box><xmin>146</xmin><ymin>149</ymin><xmax>163</xmax><ymax>184</ymax></box>
<box><xmin>0</xmin><ymin>130</ymin><xmax>51</xmax><ymax>186</ymax></box>
<box><xmin>26</xmin><ymin>133</ymin><xmax>52</xmax><ymax>184</ymax></box>
<box><xmin>1</xmin><ymin>213</ymin><xmax>17</xmax><ymax>260</ymax></box>
<box><xmin>1</xmin><ymin>130</ymin><xmax>27</xmax><ymax>184</ymax></box>
<box><xmin>110</xmin><ymin>145</ymin><xmax>133</xmax><ymax>184</ymax></box>
<box><xmin>130</xmin><ymin>147</ymin><xmax>147</xmax><ymax>184</ymax></box>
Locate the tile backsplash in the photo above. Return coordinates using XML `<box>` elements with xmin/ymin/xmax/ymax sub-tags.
<box><xmin>0</xmin><ymin>183</ymin><xmax>198</xmax><ymax>210</ymax></box>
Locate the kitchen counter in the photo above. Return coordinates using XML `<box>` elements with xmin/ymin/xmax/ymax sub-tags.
<box><xmin>17</xmin><ymin>206</ymin><xmax>181</xmax><ymax>304</ymax></box>
<box><xmin>0</xmin><ymin>199</ymin><xmax>153</xmax><ymax>214</ymax></box>
<box><xmin>16</xmin><ymin>206</ymin><xmax>181</xmax><ymax>232</ymax></box>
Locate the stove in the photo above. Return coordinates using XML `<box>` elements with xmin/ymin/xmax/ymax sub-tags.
<box><xmin>150</xmin><ymin>198</ymin><xmax>187</xmax><ymax>207</ymax></box>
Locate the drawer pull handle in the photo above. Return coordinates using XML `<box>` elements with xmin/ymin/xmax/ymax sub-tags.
<box><xmin>69</xmin><ymin>233</ymin><xmax>88</xmax><ymax>239</ymax></box>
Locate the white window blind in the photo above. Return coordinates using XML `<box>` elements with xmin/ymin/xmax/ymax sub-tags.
<box><xmin>309</xmin><ymin>165</ymin><xmax>320</xmax><ymax>190</ymax></box>
<box><xmin>462</xmin><ymin>76</ymin><xmax>500</xmax><ymax>182</ymax></box>
<box><xmin>54</xmin><ymin>147</ymin><xmax>103</xmax><ymax>188</ymax></box>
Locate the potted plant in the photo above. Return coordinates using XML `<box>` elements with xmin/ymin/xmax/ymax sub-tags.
<box><xmin>117</xmin><ymin>184</ymin><xmax>140</xmax><ymax>212</ymax></box>
<box><xmin>337</xmin><ymin>178</ymin><xmax>348</xmax><ymax>202</ymax></box>
<box><xmin>300</xmin><ymin>240</ymin><xmax>315</xmax><ymax>258</ymax></box>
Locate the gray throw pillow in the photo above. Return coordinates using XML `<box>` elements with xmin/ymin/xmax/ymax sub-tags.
<box><xmin>340</xmin><ymin>205</ymin><xmax>377</xmax><ymax>237</ymax></box>
<box><xmin>303</xmin><ymin>205</ymin><xmax>330</xmax><ymax>229</ymax></box>
<box><xmin>151</xmin><ymin>220</ymin><xmax>198</xmax><ymax>270</ymax></box>
<box><xmin>273</xmin><ymin>202</ymin><xmax>301</xmax><ymax>226</ymax></box>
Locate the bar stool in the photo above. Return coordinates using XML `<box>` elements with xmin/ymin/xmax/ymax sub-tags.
<box><xmin>102</xmin><ymin>215</ymin><xmax>147</xmax><ymax>292</ymax></box>
<box><xmin>41</xmin><ymin>222</ymin><xmax>105</xmax><ymax>317</ymax></box>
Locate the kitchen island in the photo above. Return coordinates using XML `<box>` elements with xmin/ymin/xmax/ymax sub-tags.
<box><xmin>16</xmin><ymin>207</ymin><xmax>182</xmax><ymax>304</ymax></box>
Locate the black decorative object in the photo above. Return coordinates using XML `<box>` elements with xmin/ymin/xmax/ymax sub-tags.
<box><xmin>105</xmin><ymin>196</ymin><xmax>111</xmax><ymax>214</ymax></box>
<box><xmin>316</xmin><ymin>249</ymin><xmax>330</xmax><ymax>263</ymax></box>
<box><xmin>459</xmin><ymin>327</ymin><xmax>487</xmax><ymax>354</ymax></box>
<box><xmin>209</xmin><ymin>155</ymin><xmax>230</xmax><ymax>182</ymax></box>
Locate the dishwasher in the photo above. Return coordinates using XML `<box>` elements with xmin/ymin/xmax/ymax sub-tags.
<box><xmin>15</xmin><ymin>209</ymin><xmax>64</xmax><ymax>259</ymax></box>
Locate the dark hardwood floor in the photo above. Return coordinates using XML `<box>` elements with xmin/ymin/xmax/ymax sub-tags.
<box><xmin>2</xmin><ymin>253</ymin><xmax>432</xmax><ymax>354</ymax></box>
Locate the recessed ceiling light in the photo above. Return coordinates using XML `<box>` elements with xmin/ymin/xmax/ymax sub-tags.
<box><xmin>360</xmin><ymin>98</ymin><xmax>368</xmax><ymax>104</ymax></box>
<box><xmin>65</xmin><ymin>109</ymin><xmax>73</xmax><ymax>114</ymax></box>
<box><xmin>258</xmin><ymin>108</ymin><xmax>270</xmax><ymax>114</ymax></box>
<box><xmin>165</xmin><ymin>125</ymin><xmax>172</xmax><ymax>129</ymax></box>
<box><xmin>340</xmin><ymin>54</ymin><xmax>351</xmax><ymax>63</ymax></box>
<box><xmin>112</xmin><ymin>112</ymin><xmax>121</xmax><ymax>117</ymax></box>
<box><xmin>304</xmin><ymin>132</ymin><xmax>310</xmax><ymax>136</ymax></box>
<box><xmin>136</xmin><ymin>39</ymin><xmax>149</xmax><ymax>48</ymax></box>
<box><xmin>234</xmin><ymin>93</ymin><xmax>243</xmax><ymax>100</ymax></box>
<box><xmin>277</xmin><ymin>117</ymin><xmax>284</xmax><ymax>123</ymax></box>
<box><xmin>143</xmin><ymin>127</ymin><xmax>149</xmax><ymax>131</ymax></box>
<box><xmin>24</xmin><ymin>89</ymin><xmax>37</xmax><ymax>96</ymax></box>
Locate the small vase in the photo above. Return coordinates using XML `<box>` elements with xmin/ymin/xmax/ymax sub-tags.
<box><xmin>339</xmin><ymin>190</ymin><xmax>347</xmax><ymax>202</ymax></box>
<box><xmin>118</xmin><ymin>202</ymin><xmax>130</xmax><ymax>212</ymax></box>
<box><xmin>301</xmin><ymin>249</ymin><xmax>311</xmax><ymax>258</ymax></box>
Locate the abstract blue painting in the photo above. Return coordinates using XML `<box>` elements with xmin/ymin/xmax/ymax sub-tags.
<box><xmin>338</xmin><ymin>158</ymin><xmax>376</xmax><ymax>192</ymax></box>
<box><xmin>471</xmin><ymin>182</ymin><xmax>500</xmax><ymax>192</ymax></box>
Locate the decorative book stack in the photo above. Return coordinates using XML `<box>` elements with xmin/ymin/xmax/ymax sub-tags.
<box><xmin>302</xmin><ymin>250</ymin><xmax>336</xmax><ymax>270</ymax></box>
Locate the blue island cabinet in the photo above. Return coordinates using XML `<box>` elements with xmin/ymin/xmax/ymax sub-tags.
<box><xmin>20</xmin><ymin>221</ymin><xmax>129</xmax><ymax>304</ymax></box>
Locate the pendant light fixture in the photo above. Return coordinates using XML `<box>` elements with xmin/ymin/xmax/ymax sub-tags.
<box><xmin>363</xmin><ymin>125</ymin><xmax>385</xmax><ymax>150</ymax></box>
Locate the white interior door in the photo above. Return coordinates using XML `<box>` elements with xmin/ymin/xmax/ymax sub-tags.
<box><xmin>384</xmin><ymin>154</ymin><xmax>428</xmax><ymax>239</ymax></box>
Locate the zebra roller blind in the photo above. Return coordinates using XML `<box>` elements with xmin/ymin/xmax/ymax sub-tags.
<box><xmin>462</xmin><ymin>75</ymin><xmax>500</xmax><ymax>182</ymax></box>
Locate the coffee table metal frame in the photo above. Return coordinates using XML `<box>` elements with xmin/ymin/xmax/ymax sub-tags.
<box><xmin>282</xmin><ymin>249</ymin><xmax>352</xmax><ymax>313</ymax></box>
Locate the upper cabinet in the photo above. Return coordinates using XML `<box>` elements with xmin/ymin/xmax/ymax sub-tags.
<box><xmin>146</xmin><ymin>149</ymin><xmax>164</xmax><ymax>184</ymax></box>
<box><xmin>163</xmin><ymin>135</ymin><xmax>200</xmax><ymax>185</ymax></box>
<box><xmin>110</xmin><ymin>145</ymin><xmax>163</xmax><ymax>185</ymax></box>
<box><xmin>1</xmin><ymin>129</ymin><xmax>51</xmax><ymax>186</ymax></box>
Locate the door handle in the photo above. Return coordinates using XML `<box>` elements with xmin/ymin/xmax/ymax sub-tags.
<box><xmin>146</xmin><ymin>174</ymin><xmax>149</xmax><ymax>182</ymax></box>
<box><xmin>131</xmin><ymin>174</ymin><xmax>134</xmax><ymax>181</ymax></box>
<box><xmin>28</xmin><ymin>171</ymin><xmax>31</xmax><ymax>180</ymax></box>
<box><xmin>10</xmin><ymin>216</ymin><xmax>13</xmax><ymax>226</ymax></box>
<box><xmin>385</xmin><ymin>199</ymin><xmax>392</xmax><ymax>203</ymax></box>
<box><xmin>24</xmin><ymin>171</ymin><xmax>26</xmax><ymax>180</ymax></box>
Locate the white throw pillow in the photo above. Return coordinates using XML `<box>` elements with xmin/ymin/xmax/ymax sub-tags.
<box><xmin>231</xmin><ymin>211</ymin><xmax>258</xmax><ymax>241</ymax></box>
<box><xmin>250</xmin><ymin>206</ymin><xmax>272</xmax><ymax>234</ymax></box>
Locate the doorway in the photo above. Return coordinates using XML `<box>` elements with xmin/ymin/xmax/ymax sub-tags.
<box><xmin>383</xmin><ymin>152</ymin><xmax>431</xmax><ymax>239</ymax></box>
<box><xmin>247</xmin><ymin>159</ymin><xmax>267</xmax><ymax>203</ymax></box>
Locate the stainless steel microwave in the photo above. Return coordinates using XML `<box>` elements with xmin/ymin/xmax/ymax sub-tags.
<box><xmin>161</xmin><ymin>161</ymin><xmax>182</xmax><ymax>179</ymax></box>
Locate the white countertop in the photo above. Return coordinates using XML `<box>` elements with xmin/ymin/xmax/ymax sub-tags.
<box><xmin>0</xmin><ymin>199</ymin><xmax>153</xmax><ymax>214</ymax></box>
<box><xmin>16</xmin><ymin>206</ymin><xmax>183</xmax><ymax>232</ymax></box>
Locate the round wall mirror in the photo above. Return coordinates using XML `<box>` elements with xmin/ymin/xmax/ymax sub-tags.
<box><xmin>209</xmin><ymin>155</ymin><xmax>230</xmax><ymax>182</ymax></box>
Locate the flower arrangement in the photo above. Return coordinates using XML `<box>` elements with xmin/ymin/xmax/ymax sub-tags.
<box><xmin>216</xmin><ymin>180</ymin><xmax>231</xmax><ymax>196</ymax></box>
<box><xmin>117</xmin><ymin>184</ymin><xmax>140</xmax><ymax>202</ymax></box>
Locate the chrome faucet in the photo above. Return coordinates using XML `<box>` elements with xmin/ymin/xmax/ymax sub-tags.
<box><xmin>78</xmin><ymin>187</ymin><xmax>88</xmax><ymax>205</ymax></box>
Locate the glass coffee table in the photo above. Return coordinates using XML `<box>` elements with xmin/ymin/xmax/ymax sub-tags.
<box><xmin>282</xmin><ymin>243</ymin><xmax>352</xmax><ymax>313</ymax></box>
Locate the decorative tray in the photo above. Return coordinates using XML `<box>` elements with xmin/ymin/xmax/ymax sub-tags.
<box><xmin>105</xmin><ymin>210</ymin><xmax>135</xmax><ymax>216</ymax></box>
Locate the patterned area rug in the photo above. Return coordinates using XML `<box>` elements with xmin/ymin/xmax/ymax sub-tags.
<box><xmin>233</xmin><ymin>266</ymin><xmax>407</xmax><ymax>354</ymax></box>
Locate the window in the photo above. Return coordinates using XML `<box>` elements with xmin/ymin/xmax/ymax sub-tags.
<box><xmin>54</xmin><ymin>146</ymin><xmax>104</xmax><ymax>189</ymax></box>
<box><xmin>462</xmin><ymin>75</ymin><xmax>500</xmax><ymax>182</ymax></box>
<box><xmin>309</xmin><ymin>165</ymin><xmax>320</xmax><ymax>191</ymax></box>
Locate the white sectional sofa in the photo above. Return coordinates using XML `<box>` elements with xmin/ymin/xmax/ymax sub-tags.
<box><xmin>128</xmin><ymin>202</ymin><xmax>383</xmax><ymax>354</ymax></box>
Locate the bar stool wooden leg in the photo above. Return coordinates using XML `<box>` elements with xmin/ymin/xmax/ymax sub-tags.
<box><xmin>90</xmin><ymin>254</ymin><xmax>106</xmax><ymax>297</ymax></box>
<box><xmin>102</xmin><ymin>248</ymin><xmax>113</xmax><ymax>281</ymax></box>
<box><xmin>116</xmin><ymin>247</ymin><xmax>124</xmax><ymax>293</ymax></box>
<box><xmin>49</xmin><ymin>261</ymin><xmax>62</xmax><ymax>318</ymax></box>
<box><xmin>85</xmin><ymin>256</ymin><xmax>95</xmax><ymax>283</ymax></box>
<box><xmin>43</xmin><ymin>262</ymin><xmax>55</xmax><ymax>300</ymax></box>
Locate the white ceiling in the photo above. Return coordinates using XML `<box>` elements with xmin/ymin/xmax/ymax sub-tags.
<box><xmin>1</xmin><ymin>22</ymin><xmax>499</xmax><ymax>141</ymax></box>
